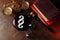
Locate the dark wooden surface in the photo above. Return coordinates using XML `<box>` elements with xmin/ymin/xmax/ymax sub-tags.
<box><xmin>0</xmin><ymin>0</ymin><xmax>60</xmax><ymax>40</ymax></box>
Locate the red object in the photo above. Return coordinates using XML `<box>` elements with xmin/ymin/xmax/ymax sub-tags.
<box><xmin>30</xmin><ymin>0</ymin><xmax>59</xmax><ymax>26</ymax></box>
<box><xmin>30</xmin><ymin>0</ymin><xmax>60</xmax><ymax>38</ymax></box>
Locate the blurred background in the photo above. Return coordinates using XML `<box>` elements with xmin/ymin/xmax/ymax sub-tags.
<box><xmin>0</xmin><ymin>0</ymin><xmax>60</xmax><ymax>40</ymax></box>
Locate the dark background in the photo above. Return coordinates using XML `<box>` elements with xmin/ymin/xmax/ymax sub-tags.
<box><xmin>0</xmin><ymin>0</ymin><xmax>60</xmax><ymax>40</ymax></box>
